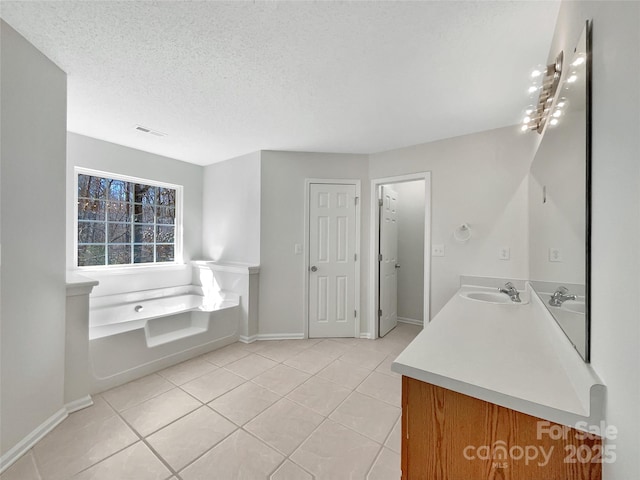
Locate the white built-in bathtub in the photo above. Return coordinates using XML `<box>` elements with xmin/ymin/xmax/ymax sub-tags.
<box><xmin>88</xmin><ymin>285</ymin><xmax>241</xmax><ymax>392</ymax></box>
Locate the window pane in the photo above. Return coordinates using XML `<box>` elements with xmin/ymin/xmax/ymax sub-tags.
<box><xmin>133</xmin><ymin>245</ymin><xmax>154</xmax><ymax>264</ymax></box>
<box><xmin>133</xmin><ymin>204</ymin><xmax>155</xmax><ymax>223</ymax></box>
<box><xmin>157</xmin><ymin>188</ymin><xmax>176</xmax><ymax>206</ymax></box>
<box><xmin>107</xmin><ymin>202</ymin><xmax>132</xmax><ymax>222</ymax></box>
<box><xmin>78</xmin><ymin>245</ymin><xmax>105</xmax><ymax>266</ymax></box>
<box><xmin>78</xmin><ymin>222</ymin><xmax>106</xmax><ymax>243</ymax></box>
<box><xmin>78</xmin><ymin>200</ymin><xmax>106</xmax><ymax>221</ymax></box>
<box><xmin>78</xmin><ymin>175</ymin><xmax>107</xmax><ymax>199</ymax></box>
<box><xmin>156</xmin><ymin>225</ymin><xmax>174</xmax><ymax>243</ymax></box>
<box><xmin>108</xmin><ymin>245</ymin><xmax>131</xmax><ymax>265</ymax></box>
<box><xmin>107</xmin><ymin>223</ymin><xmax>131</xmax><ymax>243</ymax></box>
<box><xmin>135</xmin><ymin>184</ymin><xmax>156</xmax><ymax>205</ymax></box>
<box><xmin>107</xmin><ymin>179</ymin><xmax>131</xmax><ymax>202</ymax></box>
<box><xmin>156</xmin><ymin>245</ymin><xmax>174</xmax><ymax>262</ymax></box>
<box><xmin>156</xmin><ymin>207</ymin><xmax>175</xmax><ymax>225</ymax></box>
<box><xmin>134</xmin><ymin>225</ymin><xmax>155</xmax><ymax>243</ymax></box>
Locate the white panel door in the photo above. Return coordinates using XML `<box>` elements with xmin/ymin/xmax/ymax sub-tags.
<box><xmin>309</xmin><ymin>183</ymin><xmax>356</xmax><ymax>338</ymax></box>
<box><xmin>379</xmin><ymin>186</ymin><xmax>399</xmax><ymax>337</ymax></box>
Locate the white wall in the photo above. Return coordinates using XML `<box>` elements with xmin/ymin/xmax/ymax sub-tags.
<box><xmin>370</xmin><ymin>126</ymin><xmax>538</xmax><ymax>317</ymax></box>
<box><xmin>259</xmin><ymin>151</ymin><xmax>369</xmax><ymax>335</ymax></box>
<box><xmin>66</xmin><ymin>133</ymin><xmax>204</xmax><ymax>296</ymax></box>
<box><xmin>202</xmin><ymin>151</ymin><xmax>261</xmax><ymax>264</ymax></box>
<box><xmin>392</xmin><ymin>180</ymin><xmax>425</xmax><ymax>323</ymax></box>
<box><xmin>0</xmin><ymin>21</ymin><xmax>67</xmax><ymax>457</ymax></box>
<box><xmin>548</xmin><ymin>2</ymin><xmax>640</xmax><ymax>478</ymax></box>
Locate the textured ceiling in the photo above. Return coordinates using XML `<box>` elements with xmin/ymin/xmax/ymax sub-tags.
<box><xmin>0</xmin><ymin>1</ymin><xmax>560</xmax><ymax>166</ymax></box>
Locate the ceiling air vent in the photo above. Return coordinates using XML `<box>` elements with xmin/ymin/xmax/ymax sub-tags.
<box><xmin>134</xmin><ymin>125</ymin><xmax>167</xmax><ymax>137</ymax></box>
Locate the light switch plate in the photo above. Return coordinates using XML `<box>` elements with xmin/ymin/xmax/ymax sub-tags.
<box><xmin>549</xmin><ymin>248</ymin><xmax>563</xmax><ymax>262</ymax></box>
<box><xmin>294</xmin><ymin>243</ymin><xmax>303</xmax><ymax>255</ymax></box>
<box><xmin>432</xmin><ymin>244</ymin><xmax>445</xmax><ymax>257</ymax></box>
<box><xmin>498</xmin><ymin>247</ymin><xmax>510</xmax><ymax>260</ymax></box>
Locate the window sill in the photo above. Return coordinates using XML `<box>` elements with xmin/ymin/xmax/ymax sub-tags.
<box><xmin>76</xmin><ymin>263</ymin><xmax>189</xmax><ymax>276</ymax></box>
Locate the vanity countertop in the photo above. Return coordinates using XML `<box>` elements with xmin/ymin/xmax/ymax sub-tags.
<box><xmin>392</xmin><ymin>284</ymin><xmax>605</xmax><ymax>431</ymax></box>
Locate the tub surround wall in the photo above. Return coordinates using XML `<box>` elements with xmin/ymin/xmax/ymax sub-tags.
<box><xmin>202</xmin><ymin>151</ymin><xmax>261</xmax><ymax>265</ymax></box>
<box><xmin>548</xmin><ymin>2</ymin><xmax>640</xmax><ymax>478</ymax></box>
<box><xmin>0</xmin><ymin>21</ymin><xmax>68</xmax><ymax>469</ymax></box>
<box><xmin>66</xmin><ymin>132</ymin><xmax>204</xmax><ymax>296</ymax></box>
<box><xmin>370</xmin><ymin>126</ymin><xmax>539</xmax><ymax>318</ymax></box>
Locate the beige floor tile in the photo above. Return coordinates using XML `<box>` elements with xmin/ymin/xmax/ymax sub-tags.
<box><xmin>338</xmin><ymin>346</ymin><xmax>387</xmax><ymax>371</ymax></box>
<box><xmin>286</xmin><ymin>376</ymin><xmax>351</xmax><ymax>416</ymax></box>
<box><xmin>329</xmin><ymin>391</ymin><xmax>400</xmax><ymax>443</ymax></box>
<box><xmin>357</xmin><ymin>371</ymin><xmax>402</xmax><ymax>407</ymax></box>
<box><xmin>384</xmin><ymin>417</ymin><xmax>401</xmax><ymax>454</ymax></box>
<box><xmin>209</xmin><ymin>381</ymin><xmax>280</xmax><ymax>425</ymax></box>
<box><xmin>245</xmin><ymin>398</ymin><xmax>324</xmax><ymax>455</ymax></box>
<box><xmin>146</xmin><ymin>406</ymin><xmax>236</xmax><ymax>471</ymax></box>
<box><xmin>180</xmin><ymin>429</ymin><xmax>283</xmax><ymax>480</ymax></box>
<box><xmin>316</xmin><ymin>359</ymin><xmax>371</xmax><ymax>389</ymax></box>
<box><xmin>102</xmin><ymin>374</ymin><xmax>173</xmax><ymax>412</ymax></box>
<box><xmin>270</xmin><ymin>460</ymin><xmax>312</xmax><ymax>480</ymax></box>
<box><xmin>224</xmin><ymin>353</ymin><xmax>278</xmax><ymax>379</ymax></box>
<box><xmin>375</xmin><ymin>354</ymin><xmax>401</xmax><ymax>377</ymax></box>
<box><xmin>50</xmin><ymin>396</ymin><xmax>116</xmax><ymax>438</ymax></box>
<box><xmin>0</xmin><ymin>451</ymin><xmax>41</xmax><ymax>480</ymax></box>
<box><xmin>121</xmin><ymin>388</ymin><xmax>201</xmax><ymax>437</ymax></box>
<box><xmin>291</xmin><ymin>419</ymin><xmax>380</xmax><ymax>480</ymax></box>
<box><xmin>157</xmin><ymin>356</ymin><xmax>218</xmax><ymax>385</ymax></box>
<box><xmin>180</xmin><ymin>368</ymin><xmax>246</xmax><ymax>403</ymax></box>
<box><xmin>254</xmin><ymin>341</ymin><xmax>307</xmax><ymax>363</ymax></box>
<box><xmin>201</xmin><ymin>343</ymin><xmax>251</xmax><ymax>366</ymax></box>
<box><xmin>252</xmin><ymin>364</ymin><xmax>310</xmax><ymax>396</ymax></box>
<box><xmin>306</xmin><ymin>339</ymin><xmax>350</xmax><ymax>358</ymax></box>
<box><xmin>283</xmin><ymin>349</ymin><xmax>335</xmax><ymax>374</ymax></box>
<box><xmin>72</xmin><ymin>442</ymin><xmax>171</xmax><ymax>480</ymax></box>
<box><xmin>34</xmin><ymin>415</ymin><xmax>137</xmax><ymax>480</ymax></box>
<box><xmin>367</xmin><ymin>447</ymin><xmax>401</xmax><ymax>480</ymax></box>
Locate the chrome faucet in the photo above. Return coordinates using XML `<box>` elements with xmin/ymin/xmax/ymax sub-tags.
<box><xmin>498</xmin><ymin>282</ymin><xmax>521</xmax><ymax>303</ymax></box>
<box><xmin>549</xmin><ymin>286</ymin><xmax>576</xmax><ymax>307</ymax></box>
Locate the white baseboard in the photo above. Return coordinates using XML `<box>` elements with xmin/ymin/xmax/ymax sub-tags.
<box><xmin>398</xmin><ymin>317</ymin><xmax>423</xmax><ymax>326</ymax></box>
<box><xmin>65</xmin><ymin>395</ymin><xmax>93</xmax><ymax>414</ymax></box>
<box><xmin>359</xmin><ymin>332</ymin><xmax>375</xmax><ymax>339</ymax></box>
<box><xmin>238</xmin><ymin>335</ymin><xmax>259</xmax><ymax>344</ymax></box>
<box><xmin>0</xmin><ymin>396</ymin><xmax>95</xmax><ymax>474</ymax></box>
<box><xmin>0</xmin><ymin>407</ymin><xmax>67</xmax><ymax>474</ymax></box>
<box><xmin>256</xmin><ymin>333</ymin><xmax>305</xmax><ymax>341</ymax></box>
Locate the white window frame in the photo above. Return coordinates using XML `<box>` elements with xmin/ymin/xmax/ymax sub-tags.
<box><xmin>74</xmin><ymin>167</ymin><xmax>184</xmax><ymax>270</ymax></box>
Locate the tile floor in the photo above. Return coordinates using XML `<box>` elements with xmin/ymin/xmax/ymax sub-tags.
<box><xmin>1</xmin><ymin>323</ymin><xmax>421</xmax><ymax>480</ymax></box>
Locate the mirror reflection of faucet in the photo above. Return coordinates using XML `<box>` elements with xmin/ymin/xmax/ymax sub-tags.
<box><xmin>548</xmin><ymin>286</ymin><xmax>576</xmax><ymax>307</ymax></box>
<box><xmin>498</xmin><ymin>282</ymin><xmax>522</xmax><ymax>303</ymax></box>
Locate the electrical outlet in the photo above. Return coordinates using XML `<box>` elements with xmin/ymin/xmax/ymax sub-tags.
<box><xmin>294</xmin><ymin>243</ymin><xmax>303</xmax><ymax>255</ymax></box>
<box><xmin>498</xmin><ymin>247</ymin><xmax>510</xmax><ymax>260</ymax></box>
<box><xmin>549</xmin><ymin>248</ymin><xmax>563</xmax><ymax>262</ymax></box>
<box><xmin>432</xmin><ymin>244</ymin><xmax>445</xmax><ymax>257</ymax></box>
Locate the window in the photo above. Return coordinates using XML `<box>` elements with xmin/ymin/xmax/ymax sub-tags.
<box><xmin>76</xmin><ymin>169</ymin><xmax>182</xmax><ymax>267</ymax></box>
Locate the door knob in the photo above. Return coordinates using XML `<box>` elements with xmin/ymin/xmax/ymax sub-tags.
<box><xmin>395</xmin><ymin>263</ymin><xmax>401</xmax><ymax>269</ymax></box>
<box><xmin>310</xmin><ymin>266</ymin><xmax>318</xmax><ymax>272</ymax></box>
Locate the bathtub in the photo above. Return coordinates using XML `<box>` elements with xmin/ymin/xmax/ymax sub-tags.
<box><xmin>88</xmin><ymin>285</ymin><xmax>241</xmax><ymax>392</ymax></box>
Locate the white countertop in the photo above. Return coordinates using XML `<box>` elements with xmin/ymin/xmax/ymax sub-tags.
<box><xmin>392</xmin><ymin>283</ymin><xmax>605</xmax><ymax>432</ymax></box>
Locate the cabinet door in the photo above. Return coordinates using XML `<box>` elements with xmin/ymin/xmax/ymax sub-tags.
<box><xmin>402</xmin><ymin>376</ymin><xmax>602</xmax><ymax>480</ymax></box>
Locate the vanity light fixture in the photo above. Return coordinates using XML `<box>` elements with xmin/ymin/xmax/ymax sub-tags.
<box><xmin>521</xmin><ymin>51</ymin><xmax>564</xmax><ymax>134</ymax></box>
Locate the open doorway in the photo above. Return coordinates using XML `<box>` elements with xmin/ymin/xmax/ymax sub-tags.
<box><xmin>369</xmin><ymin>173</ymin><xmax>431</xmax><ymax>338</ymax></box>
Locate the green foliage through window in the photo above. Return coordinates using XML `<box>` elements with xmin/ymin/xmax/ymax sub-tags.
<box><xmin>77</xmin><ymin>173</ymin><xmax>178</xmax><ymax>266</ymax></box>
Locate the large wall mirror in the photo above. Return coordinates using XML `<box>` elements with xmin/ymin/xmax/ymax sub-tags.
<box><xmin>528</xmin><ymin>21</ymin><xmax>592</xmax><ymax>361</ymax></box>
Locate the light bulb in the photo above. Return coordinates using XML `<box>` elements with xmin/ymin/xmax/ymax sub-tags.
<box><xmin>528</xmin><ymin>85</ymin><xmax>539</xmax><ymax>94</ymax></box>
<box><xmin>572</xmin><ymin>56</ymin><xmax>585</xmax><ymax>67</ymax></box>
<box><xmin>567</xmin><ymin>74</ymin><xmax>578</xmax><ymax>83</ymax></box>
<box><xmin>552</xmin><ymin>110</ymin><xmax>562</xmax><ymax>118</ymax></box>
<box><xmin>521</xmin><ymin>124</ymin><xmax>529</xmax><ymax>132</ymax></box>
<box><xmin>550</xmin><ymin>118</ymin><xmax>559</xmax><ymax>126</ymax></box>
<box><xmin>556</xmin><ymin>97</ymin><xmax>567</xmax><ymax>108</ymax></box>
<box><xmin>523</xmin><ymin>116</ymin><xmax>531</xmax><ymax>124</ymax></box>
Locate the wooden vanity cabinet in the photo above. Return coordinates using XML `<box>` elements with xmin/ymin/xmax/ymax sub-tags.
<box><xmin>401</xmin><ymin>376</ymin><xmax>602</xmax><ymax>480</ymax></box>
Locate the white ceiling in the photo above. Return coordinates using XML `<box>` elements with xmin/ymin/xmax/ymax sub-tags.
<box><xmin>1</xmin><ymin>1</ymin><xmax>560</xmax><ymax>166</ymax></box>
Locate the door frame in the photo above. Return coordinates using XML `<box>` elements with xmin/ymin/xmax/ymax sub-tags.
<box><xmin>369</xmin><ymin>172</ymin><xmax>432</xmax><ymax>339</ymax></box>
<box><xmin>304</xmin><ymin>178</ymin><xmax>362</xmax><ymax>339</ymax></box>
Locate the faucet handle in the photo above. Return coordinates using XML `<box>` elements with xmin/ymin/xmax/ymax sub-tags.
<box><xmin>555</xmin><ymin>286</ymin><xmax>569</xmax><ymax>295</ymax></box>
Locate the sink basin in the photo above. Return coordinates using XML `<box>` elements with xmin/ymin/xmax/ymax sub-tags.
<box><xmin>460</xmin><ymin>291</ymin><xmax>513</xmax><ymax>304</ymax></box>
<box><xmin>561</xmin><ymin>300</ymin><xmax>586</xmax><ymax>314</ymax></box>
